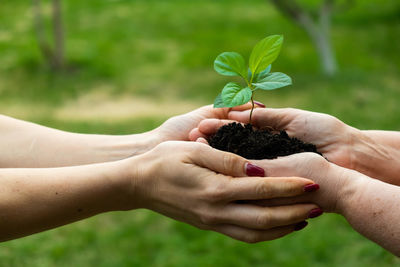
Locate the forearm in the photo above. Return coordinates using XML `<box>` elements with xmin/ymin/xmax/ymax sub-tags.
<box><xmin>0</xmin><ymin>115</ymin><xmax>160</xmax><ymax>167</ymax></box>
<box><xmin>0</xmin><ymin>160</ymin><xmax>132</xmax><ymax>241</ymax></box>
<box><xmin>350</xmin><ymin>129</ymin><xmax>400</xmax><ymax>185</ymax></box>
<box><xmin>337</xmin><ymin>171</ymin><xmax>400</xmax><ymax>256</ymax></box>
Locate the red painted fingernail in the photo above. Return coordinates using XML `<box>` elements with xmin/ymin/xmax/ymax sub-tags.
<box><xmin>254</xmin><ymin>100</ymin><xmax>266</xmax><ymax>108</ymax></box>
<box><xmin>294</xmin><ymin>221</ymin><xmax>308</xmax><ymax>231</ymax></box>
<box><xmin>308</xmin><ymin>208</ymin><xmax>324</xmax><ymax>218</ymax></box>
<box><xmin>304</xmin><ymin>183</ymin><xmax>320</xmax><ymax>192</ymax></box>
<box><xmin>245</xmin><ymin>163</ymin><xmax>265</xmax><ymax>177</ymax></box>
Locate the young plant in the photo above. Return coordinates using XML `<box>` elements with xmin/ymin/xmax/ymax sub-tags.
<box><xmin>213</xmin><ymin>35</ymin><xmax>292</xmax><ymax>123</ymax></box>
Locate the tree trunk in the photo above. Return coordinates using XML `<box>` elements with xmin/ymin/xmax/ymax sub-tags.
<box><xmin>317</xmin><ymin>0</ymin><xmax>337</xmax><ymax>75</ymax></box>
<box><xmin>32</xmin><ymin>0</ymin><xmax>53</xmax><ymax>67</ymax></box>
<box><xmin>270</xmin><ymin>0</ymin><xmax>338</xmax><ymax>76</ymax></box>
<box><xmin>32</xmin><ymin>0</ymin><xmax>65</xmax><ymax>71</ymax></box>
<box><xmin>51</xmin><ymin>0</ymin><xmax>64</xmax><ymax>70</ymax></box>
<box><xmin>312</xmin><ymin>31</ymin><xmax>337</xmax><ymax>76</ymax></box>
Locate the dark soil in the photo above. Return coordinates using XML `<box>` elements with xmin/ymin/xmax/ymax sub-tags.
<box><xmin>208</xmin><ymin>122</ymin><xmax>320</xmax><ymax>160</ymax></box>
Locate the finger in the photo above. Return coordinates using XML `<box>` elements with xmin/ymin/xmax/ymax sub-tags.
<box><xmin>188</xmin><ymin>128</ymin><xmax>207</xmax><ymax>141</ymax></box>
<box><xmin>196</xmin><ymin>137</ymin><xmax>209</xmax><ymax>145</ymax></box>
<box><xmin>218</xmin><ymin>203</ymin><xmax>319</xmax><ymax>230</ymax></box>
<box><xmin>189</xmin><ymin>144</ymin><xmax>251</xmax><ymax>177</ymax></box>
<box><xmin>253</xmin><ymin>152</ymin><xmax>327</xmax><ymax>179</ymax></box>
<box><xmin>198</xmin><ymin>119</ymin><xmax>238</xmax><ymax>136</ymax></box>
<box><xmin>230</xmin><ymin>101</ymin><xmax>265</xmax><ymax>111</ymax></box>
<box><xmin>253</xmin><ymin>100</ymin><xmax>266</xmax><ymax>108</ymax></box>
<box><xmin>210</xmin><ymin>223</ymin><xmax>296</xmax><ymax>243</ymax></box>
<box><xmin>230</xmin><ymin>102</ymin><xmax>253</xmax><ymax>111</ymax></box>
<box><xmin>227</xmin><ymin>176</ymin><xmax>317</xmax><ymax>200</ymax></box>
<box><xmin>244</xmin><ymin>194</ymin><xmax>313</xmax><ymax>207</ymax></box>
<box><xmin>229</xmin><ymin>108</ymin><xmax>297</xmax><ymax>129</ymax></box>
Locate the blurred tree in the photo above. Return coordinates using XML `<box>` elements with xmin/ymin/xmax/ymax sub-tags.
<box><xmin>32</xmin><ymin>0</ymin><xmax>64</xmax><ymax>70</ymax></box>
<box><xmin>270</xmin><ymin>0</ymin><xmax>352</xmax><ymax>76</ymax></box>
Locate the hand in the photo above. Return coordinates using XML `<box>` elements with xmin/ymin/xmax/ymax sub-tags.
<box><xmin>190</xmin><ymin>108</ymin><xmax>359</xmax><ymax>169</ymax></box>
<box><xmin>253</xmin><ymin>152</ymin><xmax>358</xmax><ymax>214</ymax></box>
<box><xmin>154</xmin><ymin>103</ymin><xmax>262</xmax><ymax>142</ymax></box>
<box><xmin>123</xmin><ymin>141</ymin><xmax>321</xmax><ymax>243</ymax></box>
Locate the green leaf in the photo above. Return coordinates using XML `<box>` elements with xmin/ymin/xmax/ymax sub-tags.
<box><xmin>213</xmin><ymin>93</ymin><xmax>225</xmax><ymax>108</ymax></box>
<box><xmin>252</xmin><ymin>65</ymin><xmax>271</xmax><ymax>83</ymax></box>
<box><xmin>214</xmin><ymin>52</ymin><xmax>247</xmax><ymax>78</ymax></box>
<box><xmin>221</xmin><ymin>82</ymin><xmax>252</xmax><ymax>107</ymax></box>
<box><xmin>249</xmin><ymin>35</ymin><xmax>283</xmax><ymax>75</ymax></box>
<box><xmin>247</xmin><ymin>68</ymin><xmax>252</xmax><ymax>82</ymax></box>
<box><xmin>252</xmin><ymin>72</ymin><xmax>292</xmax><ymax>90</ymax></box>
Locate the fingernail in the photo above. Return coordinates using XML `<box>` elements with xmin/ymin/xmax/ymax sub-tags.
<box><xmin>254</xmin><ymin>100</ymin><xmax>266</xmax><ymax>108</ymax></box>
<box><xmin>308</xmin><ymin>208</ymin><xmax>324</xmax><ymax>218</ymax></box>
<box><xmin>304</xmin><ymin>183</ymin><xmax>320</xmax><ymax>192</ymax></box>
<box><xmin>245</xmin><ymin>163</ymin><xmax>265</xmax><ymax>177</ymax></box>
<box><xmin>294</xmin><ymin>221</ymin><xmax>308</xmax><ymax>231</ymax></box>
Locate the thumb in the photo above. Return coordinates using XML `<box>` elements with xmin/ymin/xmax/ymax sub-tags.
<box><xmin>189</xmin><ymin>143</ymin><xmax>265</xmax><ymax>177</ymax></box>
<box><xmin>229</xmin><ymin>108</ymin><xmax>296</xmax><ymax>130</ymax></box>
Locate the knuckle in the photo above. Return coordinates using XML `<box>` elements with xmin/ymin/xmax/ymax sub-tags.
<box><xmin>197</xmin><ymin>223</ymin><xmax>212</xmax><ymax>231</ymax></box>
<box><xmin>255</xmin><ymin>212</ymin><xmax>272</xmax><ymax>228</ymax></box>
<box><xmin>306</xmin><ymin>152</ymin><xmax>328</xmax><ymax>167</ymax></box>
<box><xmin>255</xmin><ymin>182</ymin><xmax>272</xmax><ymax>197</ymax></box>
<box><xmin>243</xmin><ymin>233</ymin><xmax>261</xmax><ymax>244</ymax></box>
<box><xmin>199</xmin><ymin>212</ymin><xmax>218</xmax><ymax>225</ymax></box>
<box><xmin>204</xmin><ymin>181</ymin><xmax>229</xmax><ymax>202</ymax></box>
<box><xmin>192</xmin><ymin>142</ymin><xmax>207</xmax><ymax>153</ymax></box>
<box><xmin>222</xmin><ymin>153</ymin><xmax>240</xmax><ymax>173</ymax></box>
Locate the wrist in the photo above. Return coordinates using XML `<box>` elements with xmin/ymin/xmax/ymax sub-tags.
<box><xmin>333</xmin><ymin>166</ymin><xmax>367</xmax><ymax>216</ymax></box>
<box><xmin>342</xmin><ymin>125</ymin><xmax>362</xmax><ymax>170</ymax></box>
<box><xmin>349</xmin><ymin>129</ymin><xmax>391</xmax><ymax>178</ymax></box>
<box><xmin>105</xmin><ymin>130</ymin><xmax>162</xmax><ymax>159</ymax></box>
<box><xmin>112</xmin><ymin>152</ymin><xmax>156</xmax><ymax>211</ymax></box>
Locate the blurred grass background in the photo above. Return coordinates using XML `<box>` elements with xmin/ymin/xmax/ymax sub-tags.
<box><xmin>0</xmin><ymin>0</ymin><xmax>400</xmax><ymax>266</ymax></box>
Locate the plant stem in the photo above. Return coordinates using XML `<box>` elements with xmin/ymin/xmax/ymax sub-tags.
<box><xmin>249</xmin><ymin>95</ymin><xmax>255</xmax><ymax>124</ymax></box>
<box><xmin>248</xmin><ymin>73</ymin><xmax>255</xmax><ymax>124</ymax></box>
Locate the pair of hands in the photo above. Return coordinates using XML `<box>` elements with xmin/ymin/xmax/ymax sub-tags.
<box><xmin>189</xmin><ymin>106</ymin><xmax>359</xmax><ymax>213</ymax></box>
<box><xmin>124</xmin><ymin>105</ymin><xmax>356</xmax><ymax>243</ymax></box>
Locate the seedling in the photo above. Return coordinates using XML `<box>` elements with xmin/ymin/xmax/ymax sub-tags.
<box><xmin>213</xmin><ymin>35</ymin><xmax>292</xmax><ymax>123</ymax></box>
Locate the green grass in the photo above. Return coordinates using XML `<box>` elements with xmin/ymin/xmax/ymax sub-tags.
<box><xmin>0</xmin><ymin>0</ymin><xmax>400</xmax><ymax>265</ymax></box>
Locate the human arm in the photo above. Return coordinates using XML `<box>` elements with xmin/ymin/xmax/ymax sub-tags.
<box><xmin>0</xmin><ymin>114</ymin><xmax>158</xmax><ymax>167</ymax></box>
<box><xmin>255</xmin><ymin>153</ymin><xmax>400</xmax><ymax>256</ymax></box>
<box><xmin>350</xmin><ymin>130</ymin><xmax>400</xmax><ymax>185</ymax></box>
<box><xmin>0</xmin><ymin>104</ymin><xmax>252</xmax><ymax>168</ymax></box>
<box><xmin>0</xmin><ymin>141</ymin><xmax>320</xmax><ymax>242</ymax></box>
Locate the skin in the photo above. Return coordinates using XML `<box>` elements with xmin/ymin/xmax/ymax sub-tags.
<box><xmin>254</xmin><ymin>153</ymin><xmax>400</xmax><ymax>256</ymax></box>
<box><xmin>0</xmin><ymin>105</ymin><xmax>321</xmax><ymax>242</ymax></box>
<box><xmin>0</xmin><ymin>141</ymin><xmax>319</xmax><ymax>242</ymax></box>
<box><xmin>190</xmin><ymin>107</ymin><xmax>400</xmax><ymax>255</ymax></box>
<box><xmin>0</xmin><ymin>104</ymin><xmax>253</xmax><ymax>168</ymax></box>
<box><xmin>190</xmin><ymin>108</ymin><xmax>400</xmax><ymax>185</ymax></box>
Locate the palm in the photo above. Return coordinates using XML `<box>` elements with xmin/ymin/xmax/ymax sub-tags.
<box><xmin>223</xmin><ymin>108</ymin><xmax>353</xmax><ymax>169</ymax></box>
<box><xmin>281</xmin><ymin>112</ymin><xmax>352</xmax><ymax>167</ymax></box>
<box><xmin>157</xmin><ymin>105</ymin><xmax>230</xmax><ymax>142</ymax></box>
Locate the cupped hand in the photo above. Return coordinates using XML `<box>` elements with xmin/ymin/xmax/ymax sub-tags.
<box><xmin>153</xmin><ymin>104</ymin><xmax>254</xmax><ymax>143</ymax></box>
<box><xmin>125</xmin><ymin>141</ymin><xmax>321</xmax><ymax>243</ymax></box>
<box><xmin>190</xmin><ymin>108</ymin><xmax>359</xmax><ymax>169</ymax></box>
<box><xmin>253</xmin><ymin>152</ymin><xmax>357</xmax><ymax>214</ymax></box>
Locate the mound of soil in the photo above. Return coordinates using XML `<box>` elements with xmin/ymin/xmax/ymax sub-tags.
<box><xmin>208</xmin><ymin>122</ymin><xmax>320</xmax><ymax>160</ymax></box>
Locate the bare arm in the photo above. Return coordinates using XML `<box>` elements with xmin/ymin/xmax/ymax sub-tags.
<box><xmin>0</xmin><ymin>114</ymin><xmax>158</xmax><ymax>168</ymax></box>
<box><xmin>256</xmin><ymin>153</ymin><xmax>400</xmax><ymax>256</ymax></box>
<box><xmin>0</xmin><ymin>161</ymin><xmax>129</xmax><ymax>241</ymax></box>
<box><xmin>0</xmin><ymin>104</ymin><xmax>255</xmax><ymax>168</ymax></box>
<box><xmin>339</xmin><ymin>172</ymin><xmax>400</xmax><ymax>255</ymax></box>
<box><xmin>351</xmin><ymin>130</ymin><xmax>400</xmax><ymax>185</ymax></box>
<box><xmin>0</xmin><ymin>141</ymin><xmax>320</xmax><ymax>242</ymax></box>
